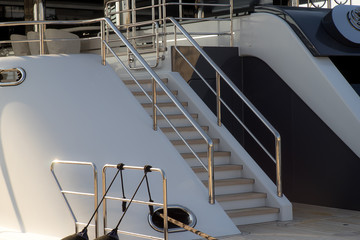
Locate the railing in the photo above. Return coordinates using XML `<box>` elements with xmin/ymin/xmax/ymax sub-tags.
<box><xmin>101</xmin><ymin>17</ymin><xmax>216</xmax><ymax>204</ymax></box>
<box><xmin>169</xmin><ymin>17</ymin><xmax>283</xmax><ymax>197</ymax></box>
<box><xmin>291</xmin><ymin>0</ymin><xmax>353</xmax><ymax>8</ymax></box>
<box><xmin>105</xmin><ymin>0</ymin><xmax>234</xmax><ymax>68</ymax></box>
<box><xmin>0</xmin><ymin>67</ymin><xmax>26</xmax><ymax>86</ymax></box>
<box><xmin>0</xmin><ymin>18</ymin><xmax>216</xmax><ymax>204</ymax></box>
<box><xmin>50</xmin><ymin>160</ymin><xmax>99</xmax><ymax>237</ymax></box>
<box><xmin>102</xmin><ymin>164</ymin><xmax>168</xmax><ymax>240</ymax></box>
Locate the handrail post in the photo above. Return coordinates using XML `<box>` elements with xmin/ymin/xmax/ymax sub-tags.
<box><xmin>216</xmin><ymin>72</ymin><xmax>222</xmax><ymax>127</ymax></box>
<box><xmin>162</xmin><ymin>0</ymin><xmax>167</xmax><ymax>51</ymax></box>
<box><xmin>276</xmin><ymin>136</ymin><xmax>282</xmax><ymax>197</ymax></box>
<box><xmin>161</xmin><ymin>170</ymin><xmax>168</xmax><ymax>240</ymax></box>
<box><xmin>39</xmin><ymin>23</ymin><xmax>45</xmax><ymax>55</ymax></box>
<box><xmin>152</xmin><ymin>77</ymin><xmax>158</xmax><ymax>131</ymax></box>
<box><xmin>101</xmin><ymin>20</ymin><xmax>106</xmax><ymax>66</ymax></box>
<box><xmin>230</xmin><ymin>0</ymin><xmax>233</xmax><ymax>47</ymax></box>
<box><xmin>179</xmin><ymin>0</ymin><xmax>183</xmax><ymax>20</ymax></box>
<box><xmin>208</xmin><ymin>143</ymin><xmax>215</xmax><ymax>204</ymax></box>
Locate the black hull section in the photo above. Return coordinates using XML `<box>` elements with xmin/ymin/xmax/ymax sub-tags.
<box><xmin>172</xmin><ymin>46</ymin><xmax>360</xmax><ymax>211</ymax></box>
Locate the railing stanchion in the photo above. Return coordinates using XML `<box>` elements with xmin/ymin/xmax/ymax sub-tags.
<box><xmin>208</xmin><ymin>143</ymin><xmax>215</xmax><ymax>204</ymax></box>
<box><xmin>152</xmin><ymin>77</ymin><xmax>158</xmax><ymax>131</ymax></box>
<box><xmin>39</xmin><ymin>23</ymin><xmax>45</xmax><ymax>55</ymax></box>
<box><xmin>276</xmin><ymin>137</ymin><xmax>282</xmax><ymax>197</ymax></box>
<box><xmin>216</xmin><ymin>72</ymin><xmax>222</xmax><ymax>127</ymax></box>
<box><xmin>101</xmin><ymin>20</ymin><xmax>106</xmax><ymax>66</ymax></box>
<box><xmin>230</xmin><ymin>0</ymin><xmax>234</xmax><ymax>47</ymax></box>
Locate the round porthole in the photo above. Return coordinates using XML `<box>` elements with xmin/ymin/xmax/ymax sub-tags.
<box><xmin>148</xmin><ymin>205</ymin><xmax>197</xmax><ymax>233</ymax></box>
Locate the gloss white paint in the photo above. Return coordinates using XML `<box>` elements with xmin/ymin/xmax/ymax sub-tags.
<box><xmin>0</xmin><ymin>54</ymin><xmax>239</xmax><ymax>239</ymax></box>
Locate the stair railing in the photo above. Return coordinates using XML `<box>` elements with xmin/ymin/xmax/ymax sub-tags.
<box><xmin>169</xmin><ymin>17</ymin><xmax>283</xmax><ymax>197</ymax></box>
<box><xmin>101</xmin><ymin>17</ymin><xmax>216</xmax><ymax>204</ymax></box>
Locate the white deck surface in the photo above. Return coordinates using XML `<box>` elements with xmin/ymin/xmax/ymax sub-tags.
<box><xmin>219</xmin><ymin>203</ymin><xmax>360</xmax><ymax>240</ymax></box>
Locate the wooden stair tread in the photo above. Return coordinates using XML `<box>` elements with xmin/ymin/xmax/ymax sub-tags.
<box><xmin>123</xmin><ymin>78</ymin><xmax>168</xmax><ymax>85</ymax></box>
<box><xmin>192</xmin><ymin>164</ymin><xmax>242</xmax><ymax>173</ymax></box>
<box><xmin>160</xmin><ymin>126</ymin><xmax>209</xmax><ymax>132</ymax></box>
<box><xmin>181</xmin><ymin>151</ymin><xmax>230</xmax><ymax>158</ymax></box>
<box><xmin>226</xmin><ymin>207</ymin><xmax>279</xmax><ymax>218</ymax></box>
<box><xmin>141</xmin><ymin>102</ymin><xmax>188</xmax><ymax>108</ymax></box>
<box><xmin>216</xmin><ymin>192</ymin><xmax>266</xmax><ymax>202</ymax></box>
<box><xmin>202</xmin><ymin>178</ymin><xmax>254</xmax><ymax>187</ymax></box>
<box><xmin>132</xmin><ymin>90</ymin><xmax>178</xmax><ymax>96</ymax></box>
<box><xmin>171</xmin><ymin>138</ymin><xmax>219</xmax><ymax>145</ymax></box>
<box><xmin>153</xmin><ymin>113</ymin><xmax>198</xmax><ymax>120</ymax></box>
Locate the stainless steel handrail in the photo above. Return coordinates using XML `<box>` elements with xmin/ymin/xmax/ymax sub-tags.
<box><xmin>105</xmin><ymin>0</ymin><xmax>234</xmax><ymax>65</ymax></box>
<box><xmin>101</xmin><ymin>17</ymin><xmax>215</xmax><ymax>204</ymax></box>
<box><xmin>0</xmin><ymin>67</ymin><xmax>26</xmax><ymax>86</ymax></box>
<box><xmin>169</xmin><ymin>17</ymin><xmax>283</xmax><ymax>197</ymax></box>
<box><xmin>50</xmin><ymin>160</ymin><xmax>99</xmax><ymax>237</ymax></box>
<box><xmin>102</xmin><ymin>164</ymin><xmax>168</xmax><ymax>240</ymax></box>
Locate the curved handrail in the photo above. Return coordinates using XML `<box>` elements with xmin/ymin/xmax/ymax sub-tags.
<box><xmin>102</xmin><ymin>164</ymin><xmax>168</xmax><ymax>239</ymax></box>
<box><xmin>168</xmin><ymin>17</ymin><xmax>283</xmax><ymax>197</ymax></box>
<box><xmin>50</xmin><ymin>160</ymin><xmax>99</xmax><ymax>237</ymax></box>
<box><xmin>0</xmin><ymin>67</ymin><xmax>26</xmax><ymax>86</ymax></box>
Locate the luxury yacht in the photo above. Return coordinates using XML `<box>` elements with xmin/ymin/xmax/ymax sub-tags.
<box><xmin>0</xmin><ymin>0</ymin><xmax>359</xmax><ymax>239</ymax></box>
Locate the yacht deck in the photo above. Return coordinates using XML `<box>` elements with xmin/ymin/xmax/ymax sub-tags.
<box><xmin>219</xmin><ymin>203</ymin><xmax>360</xmax><ymax>240</ymax></box>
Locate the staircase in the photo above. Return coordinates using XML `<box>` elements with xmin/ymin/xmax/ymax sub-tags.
<box><xmin>123</xmin><ymin>77</ymin><xmax>280</xmax><ymax>226</ymax></box>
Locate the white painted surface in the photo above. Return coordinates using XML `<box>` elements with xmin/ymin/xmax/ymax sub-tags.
<box><xmin>236</xmin><ymin>12</ymin><xmax>360</xmax><ymax>159</ymax></box>
<box><xmin>0</xmin><ymin>54</ymin><xmax>239</xmax><ymax>239</ymax></box>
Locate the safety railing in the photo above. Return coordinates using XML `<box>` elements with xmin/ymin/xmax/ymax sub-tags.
<box><xmin>50</xmin><ymin>160</ymin><xmax>99</xmax><ymax>237</ymax></box>
<box><xmin>105</xmin><ymin>0</ymin><xmax>233</xmax><ymax>68</ymax></box>
<box><xmin>169</xmin><ymin>17</ymin><xmax>283</xmax><ymax>197</ymax></box>
<box><xmin>102</xmin><ymin>164</ymin><xmax>168</xmax><ymax>240</ymax></box>
<box><xmin>101</xmin><ymin>17</ymin><xmax>216</xmax><ymax>204</ymax></box>
<box><xmin>291</xmin><ymin>0</ymin><xmax>352</xmax><ymax>8</ymax></box>
<box><xmin>0</xmin><ymin>67</ymin><xmax>26</xmax><ymax>86</ymax></box>
<box><xmin>0</xmin><ymin>17</ymin><xmax>215</xmax><ymax>204</ymax></box>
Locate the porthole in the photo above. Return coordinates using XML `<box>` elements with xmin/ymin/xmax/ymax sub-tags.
<box><xmin>148</xmin><ymin>205</ymin><xmax>197</xmax><ymax>233</ymax></box>
<box><xmin>0</xmin><ymin>68</ymin><xmax>26</xmax><ymax>86</ymax></box>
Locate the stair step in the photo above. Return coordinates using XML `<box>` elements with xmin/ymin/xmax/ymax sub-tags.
<box><xmin>154</xmin><ymin>113</ymin><xmax>198</xmax><ymax>120</ymax></box>
<box><xmin>132</xmin><ymin>90</ymin><xmax>178</xmax><ymax>96</ymax></box>
<box><xmin>141</xmin><ymin>102</ymin><xmax>188</xmax><ymax>108</ymax></box>
<box><xmin>217</xmin><ymin>192</ymin><xmax>267</xmax><ymax>210</ymax></box>
<box><xmin>171</xmin><ymin>138</ymin><xmax>219</xmax><ymax>153</ymax></box>
<box><xmin>171</xmin><ymin>138</ymin><xmax>219</xmax><ymax>146</ymax></box>
<box><xmin>161</xmin><ymin>126</ymin><xmax>210</xmax><ymax>140</ymax></box>
<box><xmin>181</xmin><ymin>151</ymin><xmax>231</xmax><ymax>166</ymax></box>
<box><xmin>207</xmin><ymin>178</ymin><xmax>255</xmax><ymax>187</ymax></box>
<box><xmin>181</xmin><ymin>151</ymin><xmax>230</xmax><ymax>159</ymax></box>
<box><xmin>123</xmin><ymin>78</ymin><xmax>168</xmax><ymax>91</ymax></box>
<box><xmin>192</xmin><ymin>164</ymin><xmax>242</xmax><ymax>180</ymax></box>
<box><xmin>161</xmin><ymin>126</ymin><xmax>209</xmax><ymax>133</ymax></box>
<box><xmin>216</xmin><ymin>192</ymin><xmax>266</xmax><ymax>202</ymax></box>
<box><xmin>203</xmin><ymin>178</ymin><xmax>254</xmax><ymax>195</ymax></box>
<box><xmin>226</xmin><ymin>207</ymin><xmax>280</xmax><ymax>225</ymax></box>
<box><xmin>123</xmin><ymin>78</ymin><xmax>168</xmax><ymax>85</ymax></box>
<box><xmin>142</xmin><ymin>102</ymin><xmax>189</xmax><ymax>115</ymax></box>
<box><xmin>192</xmin><ymin>164</ymin><xmax>242</xmax><ymax>173</ymax></box>
<box><xmin>154</xmin><ymin>113</ymin><xmax>198</xmax><ymax>127</ymax></box>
